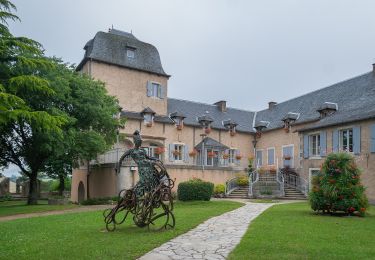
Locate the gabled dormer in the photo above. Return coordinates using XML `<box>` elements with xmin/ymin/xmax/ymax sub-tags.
<box><xmin>317</xmin><ymin>102</ymin><xmax>338</xmax><ymax>118</ymax></box>
<box><xmin>170</xmin><ymin>112</ymin><xmax>186</xmax><ymax>130</ymax></box>
<box><xmin>223</xmin><ymin>119</ymin><xmax>238</xmax><ymax>136</ymax></box>
<box><xmin>282</xmin><ymin>112</ymin><xmax>300</xmax><ymax>132</ymax></box>
<box><xmin>141</xmin><ymin>107</ymin><xmax>155</xmax><ymax>127</ymax></box>
<box><xmin>198</xmin><ymin>114</ymin><xmax>214</xmax><ymax>134</ymax></box>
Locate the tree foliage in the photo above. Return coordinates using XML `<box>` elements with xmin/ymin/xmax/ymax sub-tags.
<box><xmin>309</xmin><ymin>153</ymin><xmax>368</xmax><ymax>216</ymax></box>
<box><xmin>0</xmin><ymin>0</ymin><xmax>122</xmax><ymax>203</ymax></box>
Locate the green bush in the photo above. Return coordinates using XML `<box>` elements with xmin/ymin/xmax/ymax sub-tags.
<box><xmin>49</xmin><ymin>178</ymin><xmax>71</xmax><ymax>192</ymax></box>
<box><xmin>81</xmin><ymin>196</ymin><xmax>119</xmax><ymax>205</ymax></box>
<box><xmin>309</xmin><ymin>153</ymin><xmax>368</xmax><ymax>216</ymax></box>
<box><xmin>0</xmin><ymin>193</ymin><xmax>12</xmax><ymax>202</ymax></box>
<box><xmin>214</xmin><ymin>184</ymin><xmax>225</xmax><ymax>194</ymax></box>
<box><xmin>237</xmin><ymin>175</ymin><xmax>249</xmax><ymax>186</ymax></box>
<box><xmin>177</xmin><ymin>178</ymin><xmax>214</xmax><ymax>201</ymax></box>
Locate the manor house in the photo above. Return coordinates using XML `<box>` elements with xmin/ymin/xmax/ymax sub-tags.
<box><xmin>71</xmin><ymin>29</ymin><xmax>375</xmax><ymax>204</ymax></box>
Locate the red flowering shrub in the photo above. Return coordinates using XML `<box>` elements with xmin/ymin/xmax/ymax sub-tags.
<box><xmin>309</xmin><ymin>153</ymin><xmax>368</xmax><ymax>216</ymax></box>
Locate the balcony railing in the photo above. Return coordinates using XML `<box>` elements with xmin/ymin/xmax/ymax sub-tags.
<box><xmin>90</xmin><ymin>148</ymin><xmax>133</xmax><ymax>165</ymax></box>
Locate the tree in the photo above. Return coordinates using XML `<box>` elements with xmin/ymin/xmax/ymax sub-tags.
<box><xmin>0</xmin><ymin>1</ymin><xmax>121</xmax><ymax>204</ymax></box>
<box><xmin>309</xmin><ymin>153</ymin><xmax>368</xmax><ymax>216</ymax></box>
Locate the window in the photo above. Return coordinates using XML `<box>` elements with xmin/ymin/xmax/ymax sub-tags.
<box><xmin>142</xmin><ymin>146</ymin><xmax>161</xmax><ymax>160</ymax></box>
<box><xmin>206</xmin><ymin>149</ymin><xmax>219</xmax><ymax>166</ymax></box>
<box><xmin>143</xmin><ymin>114</ymin><xmax>153</xmax><ymax>124</ymax></box>
<box><xmin>173</xmin><ymin>144</ymin><xmax>183</xmax><ymax>161</ymax></box>
<box><xmin>256</xmin><ymin>150</ymin><xmax>263</xmax><ymax>166</ymax></box>
<box><xmin>282</xmin><ymin>145</ymin><xmax>294</xmax><ymax>168</ymax></box>
<box><xmin>126</xmin><ymin>48</ymin><xmax>135</xmax><ymax>58</ymax></box>
<box><xmin>267</xmin><ymin>148</ymin><xmax>275</xmax><ymax>165</ymax></box>
<box><xmin>309</xmin><ymin>168</ymin><xmax>321</xmax><ymax>191</ymax></box>
<box><xmin>228</xmin><ymin>149</ymin><xmax>236</xmax><ymax>164</ymax></box>
<box><xmin>340</xmin><ymin>129</ymin><xmax>353</xmax><ymax>152</ymax></box>
<box><xmin>309</xmin><ymin>134</ymin><xmax>321</xmax><ymax>156</ymax></box>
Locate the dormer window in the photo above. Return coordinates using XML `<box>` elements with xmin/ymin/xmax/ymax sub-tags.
<box><xmin>141</xmin><ymin>107</ymin><xmax>155</xmax><ymax>127</ymax></box>
<box><xmin>198</xmin><ymin>114</ymin><xmax>213</xmax><ymax>134</ymax></box>
<box><xmin>126</xmin><ymin>48</ymin><xmax>135</xmax><ymax>59</ymax></box>
<box><xmin>317</xmin><ymin>102</ymin><xmax>338</xmax><ymax>118</ymax></box>
<box><xmin>254</xmin><ymin>121</ymin><xmax>269</xmax><ymax>138</ymax></box>
<box><xmin>282</xmin><ymin>112</ymin><xmax>300</xmax><ymax>132</ymax></box>
<box><xmin>223</xmin><ymin>119</ymin><xmax>238</xmax><ymax>136</ymax></box>
<box><xmin>170</xmin><ymin>112</ymin><xmax>186</xmax><ymax>130</ymax></box>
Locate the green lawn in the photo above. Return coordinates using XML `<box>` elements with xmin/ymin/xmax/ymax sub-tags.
<box><xmin>0</xmin><ymin>200</ymin><xmax>242</xmax><ymax>259</ymax></box>
<box><xmin>229</xmin><ymin>202</ymin><xmax>375</xmax><ymax>260</ymax></box>
<box><xmin>0</xmin><ymin>200</ymin><xmax>77</xmax><ymax>217</ymax></box>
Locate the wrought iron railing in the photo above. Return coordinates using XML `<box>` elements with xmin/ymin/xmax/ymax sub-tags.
<box><xmin>283</xmin><ymin>171</ymin><xmax>308</xmax><ymax>196</ymax></box>
<box><xmin>276</xmin><ymin>169</ymin><xmax>285</xmax><ymax>197</ymax></box>
<box><xmin>225</xmin><ymin>177</ymin><xmax>240</xmax><ymax>195</ymax></box>
<box><xmin>248</xmin><ymin>170</ymin><xmax>259</xmax><ymax>197</ymax></box>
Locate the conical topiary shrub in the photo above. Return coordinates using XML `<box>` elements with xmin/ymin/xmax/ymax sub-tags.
<box><xmin>309</xmin><ymin>152</ymin><xmax>368</xmax><ymax>216</ymax></box>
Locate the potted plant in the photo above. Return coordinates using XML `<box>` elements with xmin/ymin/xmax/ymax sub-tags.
<box><xmin>176</xmin><ymin>124</ymin><xmax>183</xmax><ymax>130</ymax></box>
<box><xmin>172</xmin><ymin>150</ymin><xmax>181</xmax><ymax>156</ymax></box>
<box><xmin>189</xmin><ymin>149</ymin><xmax>198</xmax><ymax>157</ymax></box>
<box><xmin>146</xmin><ymin>122</ymin><xmax>153</xmax><ymax>127</ymax></box>
<box><xmin>155</xmin><ymin>147</ymin><xmax>165</xmax><ymax>155</ymax></box>
<box><xmin>235</xmin><ymin>154</ymin><xmax>242</xmax><ymax>160</ymax></box>
<box><xmin>207</xmin><ymin>151</ymin><xmax>215</xmax><ymax>158</ymax></box>
<box><xmin>256</xmin><ymin>132</ymin><xmax>262</xmax><ymax>138</ymax></box>
<box><xmin>222</xmin><ymin>153</ymin><xmax>229</xmax><ymax>159</ymax></box>
<box><xmin>284</xmin><ymin>127</ymin><xmax>289</xmax><ymax>133</ymax></box>
<box><xmin>204</xmin><ymin>127</ymin><xmax>211</xmax><ymax>134</ymax></box>
<box><xmin>230</xmin><ymin>130</ymin><xmax>236</xmax><ymax>136</ymax></box>
<box><xmin>284</xmin><ymin>155</ymin><xmax>292</xmax><ymax>160</ymax></box>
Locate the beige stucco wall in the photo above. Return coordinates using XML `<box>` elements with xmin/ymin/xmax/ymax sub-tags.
<box><xmin>83</xmin><ymin>60</ymin><xmax>169</xmax><ymax>115</ymax></box>
<box><xmin>300</xmin><ymin>119</ymin><xmax>375</xmax><ymax>203</ymax></box>
<box><xmin>121</xmin><ymin>118</ymin><xmax>254</xmax><ymax>169</ymax></box>
<box><xmin>70</xmin><ymin>168</ymin><xmax>87</xmax><ymax>203</ymax></box>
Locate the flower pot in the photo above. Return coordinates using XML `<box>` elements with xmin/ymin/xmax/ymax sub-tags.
<box><xmin>204</xmin><ymin>127</ymin><xmax>211</xmax><ymax>134</ymax></box>
<box><xmin>177</xmin><ymin>125</ymin><xmax>183</xmax><ymax>130</ymax></box>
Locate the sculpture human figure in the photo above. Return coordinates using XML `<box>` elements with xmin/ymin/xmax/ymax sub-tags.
<box><xmin>117</xmin><ymin>130</ymin><xmax>167</xmax><ymax>198</ymax></box>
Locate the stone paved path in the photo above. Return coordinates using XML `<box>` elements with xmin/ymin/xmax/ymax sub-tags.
<box><xmin>139</xmin><ymin>202</ymin><xmax>274</xmax><ymax>260</ymax></box>
<box><xmin>0</xmin><ymin>204</ymin><xmax>109</xmax><ymax>222</ymax></box>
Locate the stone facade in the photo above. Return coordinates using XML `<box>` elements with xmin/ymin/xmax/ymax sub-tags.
<box><xmin>71</xmin><ymin>29</ymin><xmax>375</xmax><ymax>204</ymax></box>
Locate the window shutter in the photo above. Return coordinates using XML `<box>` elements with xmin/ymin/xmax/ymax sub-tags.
<box><xmin>224</xmin><ymin>149</ymin><xmax>229</xmax><ymax>165</ymax></box>
<box><xmin>235</xmin><ymin>149</ymin><xmax>240</xmax><ymax>165</ymax></box>
<box><xmin>159</xmin><ymin>85</ymin><xmax>165</xmax><ymax>99</ymax></box>
<box><xmin>168</xmin><ymin>144</ymin><xmax>174</xmax><ymax>162</ymax></box>
<box><xmin>332</xmin><ymin>130</ymin><xmax>339</xmax><ymax>152</ymax></box>
<box><xmin>320</xmin><ymin>131</ymin><xmax>327</xmax><ymax>157</ymax></box>
<box><xmin>183</xmin><ymin>145</ymin><xmax>189</xmax><ymax>163</ymax></box>
<box><xmin>303</xmin><ymin>135</ymin><xmax>309</xmax><ymax>158</ymax></box>
<box><xmin>146</xmin><ymin>81</ymin><xmax>153</xmax><ymax>97</ymax></box>
<box><xmin>371</xmin><ymin>124</ymin><xmax>375</xmax><ymax>153</ymax></box>
<box><xmin>353</xmin><ymin>126</ymin><xmax>361</xmax><ymax>155</ymax></box>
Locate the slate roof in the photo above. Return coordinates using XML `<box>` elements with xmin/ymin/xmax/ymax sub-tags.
<box><xmin>167</xmin><ymin>98</ymin><xmax>256</xmax><ymax>133</ymax></box>
<box><xmin>77</xmin><ymin>29</ymin><xmax>169</xmax><ymax>77</ymax></box>
<box><xmin>195</xmin><ymin>137</ymin><xmax>229</xmax><ymax>150</ymax></box>
<box><xmin>255</xmin><ymin>72</ymin><xmax>375</xmax><ymax>131</ymax></box>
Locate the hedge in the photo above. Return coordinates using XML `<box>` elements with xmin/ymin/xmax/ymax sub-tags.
<box><xmin>177</xmin><ymin>178</ymin><xmax>214</xmax><ymax>201</ymax></box>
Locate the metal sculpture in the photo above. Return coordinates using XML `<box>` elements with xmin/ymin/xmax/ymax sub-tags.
<box><xmin>103</xmin><ymin>130</ymin><xmax>175</xmax><ymax>231</ymax></box>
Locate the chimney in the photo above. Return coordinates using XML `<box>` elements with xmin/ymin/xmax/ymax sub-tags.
<box><xmin>214</xmin><ymin>100</ymin><xmax>227</xmax><ymax>112</ymax></box>
<box><xmin>268</xmin><ymin>101</ymin><xmax>277</xmax><ymax>110</ymax></box>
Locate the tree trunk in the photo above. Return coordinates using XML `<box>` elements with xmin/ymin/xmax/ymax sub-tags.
<box><xmin>58</xmin><ymin>175</ymin><xmax>65</xmax><ymax>196</ymax></box>
<box><xmin>27</xmin><ymin>173</ymin><xmax>38</xmax><ymax>205</ymax></box>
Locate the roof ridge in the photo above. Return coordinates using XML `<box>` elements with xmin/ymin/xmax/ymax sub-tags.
<box><xmin>257</xmin><ymin>71</ymin><xmax>372</xmax><ymax>112</ymax></box>
<box><xmin>168</xmin><ymin>97</ymin><xmax>254</xmax><ymax>113</ymax></box>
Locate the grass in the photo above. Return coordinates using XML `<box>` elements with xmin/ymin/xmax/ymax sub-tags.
<box><xmin>229</xmin><ymin>202</ymin><xmax>375</xmax><ymax>260</ymax></box>
<box><xmin>0</xmin><ymin>200</ymin><xmax>242</xmax><ymax>259</ymax></box>
<box><xmin>0</xmin><ymin>200</ymin><xmax>77</xmax><ymax>217</ymax></box>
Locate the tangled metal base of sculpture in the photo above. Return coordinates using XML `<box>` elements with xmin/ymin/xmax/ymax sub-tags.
<box><xmin>103</xmin><ymin>131</ymin><xmax>175</xmax><ymax>232</ymax></box>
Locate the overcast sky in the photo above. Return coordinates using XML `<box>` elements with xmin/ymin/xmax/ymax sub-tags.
<box><xmin>3</xmin><ymin>0</ymin><xmax>375</xmax><ymax>175</ymax></box>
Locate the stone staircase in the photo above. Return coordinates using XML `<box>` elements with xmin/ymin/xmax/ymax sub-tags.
<box><xmin>283</xmin><ymin>187</ymin><xmax>306</xmax><ymax>200</ymax></box>
<box><xmin>226</xmin><ymin>186</ymin><xmax>249</xmax><ymax>199</ymax></box>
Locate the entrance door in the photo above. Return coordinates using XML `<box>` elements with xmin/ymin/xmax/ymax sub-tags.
<box><xmin>78</xmin><ymin>181</ymin><xmax>85</xmax><ymax>203</ymax></box>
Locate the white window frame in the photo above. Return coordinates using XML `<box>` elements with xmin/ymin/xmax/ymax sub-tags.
<box><xmin>256</xmin><ymin>149</ymin><xmax>263</xmax><ymax>167</ymax></box>
<box><xmin>173</xmin><ymin>144</ymin><xmax>184</xmax><ymax>162</ymax></box>
<box><xmin>142</xmin><ymin>145</ymin><xmax>161</xmax><ymax>160</ymax></box>
<box><xmin>309</xmin><ymin>133</ymin><xmax>321</xmax><ymax>157</ymax></box>
<box><xmin>228</xmin><ymin>149</ymin><xmax>236</xmax><ymax>165</ymax></box>
<box><xmin>126</xmin><ymin>48</ymin><xmax>135</xmax><ymax>58</ymax></box>
<box><xmin>143</xmin><ymin>114</ymin><xmax>153</xmax><ymax>124</ymax></box>
<box><xmin>281</xmin><ymin>144</ymin><xmax>294</xmax><ymax>168</ymax></box>
<box><xmin>267</xmin><ymin>147</ymin><xmax>275</xmax><ymax>166</ymax></box>
<box><xmin>309</xmin><ymin>168</ymin><xmax>321</xmax><ymax>191</ymax></box>
<box><xmin>150</xmin><ymin>82</ymin><xmax>162</xmax><ymax>99</ymax></box>
<box><xmin>339</xmin><ymin>128</ymin><xmax>353</xmax><ymax>153</ymax></box>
